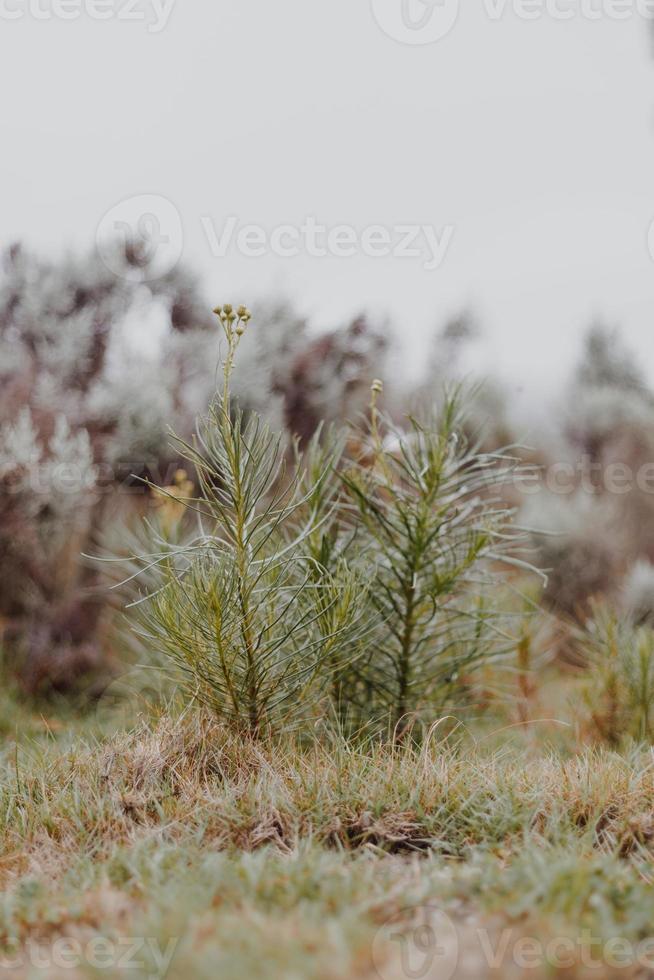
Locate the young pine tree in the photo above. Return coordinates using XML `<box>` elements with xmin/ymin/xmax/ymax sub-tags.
<box><xmin>341</xmin><ymin>382</ymin><xmax>528</xmax><ymax>740</ymax></box>
<box><xmin>133</xmin><ymin>306</ymin><xmax>369</xmax><ymax>738</ymax></box>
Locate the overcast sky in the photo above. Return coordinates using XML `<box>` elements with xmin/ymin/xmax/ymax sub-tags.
<box><xmin>3</xmin><ymin>0</ymin><xmax>654</xmax><ymax>404</ymax></box>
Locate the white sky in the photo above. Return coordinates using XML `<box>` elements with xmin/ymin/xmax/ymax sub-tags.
<box><xmin>3</xmin><ymin>0</ymin><xmax>654</xmax><ymax>407</ymax></box>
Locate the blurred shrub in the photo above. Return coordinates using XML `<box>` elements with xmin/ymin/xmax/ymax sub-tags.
<box><xmin>522</xmin><ymin>492</ymin><xmax>623</xmax><ymax>618</ymax></box>
<box><xmin>522</xmin><ymin>324</ymin><xmax>654</xmax><ymax>618</ymax></box>
<box><xmin>281</xmin><ymin>314</ymin><xmax>388</xmax><ymax>443</ymax></box>
<box><xmin>0</xmin><ymin>243</ymin><xmax>389</xmax><ymax>693</ymax></box>
<box><xmin>0</xmin><ymin>242</ymin><xmax>206</xmax><ymax>689</ymax></box>
<box><xmin>576</xmin><ymin>601</ymin><xmax>654</xmax><ymax>746</ymax></box>
<box><xmin>622</xmin><ymin>560</ymin><xmax>654</xmax><ymax>626</ymax></box>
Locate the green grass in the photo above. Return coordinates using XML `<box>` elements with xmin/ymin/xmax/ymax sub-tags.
<box><xmin>3</xmin><ymin>704</ymin><xmax>654</xmax><ymax>978</ymax></box>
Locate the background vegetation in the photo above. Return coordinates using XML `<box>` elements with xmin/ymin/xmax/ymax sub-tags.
<box><xmin>4</xmin><ymin>243</ymin><xmax>654</xmax><ymax>977</ymax></box>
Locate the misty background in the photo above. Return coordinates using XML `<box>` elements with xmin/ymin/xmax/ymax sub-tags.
<box><xmin>3</xmin><ymin>1</ymin><xmax>654</xmax><ymax>415</ymax></box>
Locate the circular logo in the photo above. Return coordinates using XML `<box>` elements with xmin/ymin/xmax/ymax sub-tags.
<box><xmin>96</xmin><ymin>194</ymin><xmax>183</xmax><ymax>282</ymax></box>
<box><xmin>372</xmin><ymin>905</ymin><xmax>459</xmax><ymax>980</ymax></box>
<box><xmin>371</xmin><ymin>0</ymin><xmax>460</xmax><ymax>44</ymax></box>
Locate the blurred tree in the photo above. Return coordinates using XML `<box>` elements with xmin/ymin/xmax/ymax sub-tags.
<box><xmin>282</xmin><ymin>315</ymin><xmax>389</xmax><ymax>444</ymax></box>
<box><xmin>420</xmin><ymin>311</ymin><xmax>514</xmax><ymax>451</ymax></box>
<box><xmin>573</xmin><ymin>322</ymin><xmax>646</xmax><ymax>393</ymax></box>
<box><xmin>527</xmin><ymin>323</ymin><xmax>654</xmax><ymax>619</ymax></box>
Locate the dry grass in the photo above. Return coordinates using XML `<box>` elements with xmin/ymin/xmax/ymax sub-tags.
<box><xmin>3</xmin><ymin>711</ymin><xmax>654</xmax><ymax>977</ymax></box>
<box><xmin>7</xmin><ymin>713</ymin><xmax>654</xmax><ymax>859</ymax></box>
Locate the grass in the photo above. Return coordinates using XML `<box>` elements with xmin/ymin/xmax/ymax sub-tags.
<box><xmin>4</xmin><ymin>703</ymin><xmax>654</xmax><ymax>978</ymax></box>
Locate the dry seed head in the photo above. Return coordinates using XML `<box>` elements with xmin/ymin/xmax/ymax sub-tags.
<box><xmin>371</xmin><ymin>379</ymin><xmax>383</xmax><ymax>395</ymax></box>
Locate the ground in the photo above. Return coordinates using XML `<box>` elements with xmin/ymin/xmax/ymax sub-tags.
<box><xmin>2</xmin><ymin>679</ymin><xmax>654</xmax><ymax>980</ymax></box>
